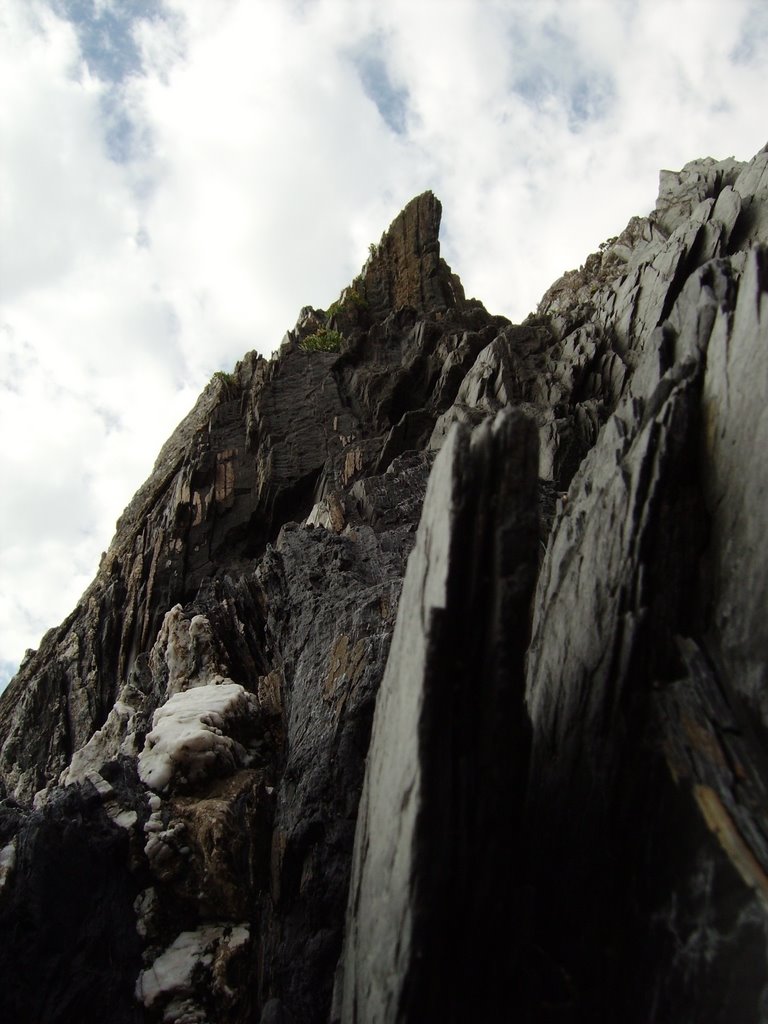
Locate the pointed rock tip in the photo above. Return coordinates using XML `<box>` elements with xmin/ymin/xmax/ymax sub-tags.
<box><xmin>359</xmin><ymin>190</ymin><xmax>463</xmax><ymax>318</ymax></box>
<box><xmin>384</xmin><ymin>190</ymin><xmax>442</xmax><ymax>235</ymax></box>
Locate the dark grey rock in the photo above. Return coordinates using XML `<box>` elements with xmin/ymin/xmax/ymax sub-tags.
<box><xmin>1</xmin><ymin>146</ymin><xmax>768</xmax><ymax>1024</ymax></box>
<box><xmin>698</xmin><ymin>246</ymin><xmax>768</xmax><ymax>730</ymax></box>
<box><xmin>260</xmin><ymin>998</ymin><xmax>295</xmax><ymax>1024</ymax></box>
<box><xmin>358</xmin><ymin>192</ymin><xmax>464</xmax><ymax>318</ymax></box>
<box><xmin>0</xmin><ymin>789</ymin><xmax>143</xmax><ymax>1024</ymax></box>
<box><xmin>339</xmin><ymin>408</ymin><xmax>539</xmax><ymax>1022</ymax></box>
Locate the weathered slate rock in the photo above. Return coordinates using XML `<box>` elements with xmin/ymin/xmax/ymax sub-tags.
<box><xmin>359</xmin><ymin>192</ymin><xmax>465</xmax><ymax>318</ymax></box>
<box><xmin>517</xmin><ymin>233</ymin><xmax>768</xmax><ymax>1021</ymax></box>
<box><xmin>1</xmin><ymin>145</ymin><xmax>768</xmax><ymax>1024</ymax></box>
<box><xmin>0</xmin><ymin>788</ymin><xmax>143</xmax><ymax>1024</ymax></box>
<box><xmin>338</xmin><ymin>408</ymin><xmax>538</xmax><ymax>1023</ymax></box>
<box><xmin>255</xmin><ymin>484</ymin><xmax>428</xmax><ymax>1021</ymax></box>
<box><xmin>699</xmin><ymin>246</ymin><xmax>768</xmax><ymax>730</ymax></box>
<box><xmin>651</xmin><ymin>637</ymin><xmax>768</xmax><ymax>1023</ymax></box>
<box><xmin>0</xmin><ymin>199</ymin><xmax>479</xmax><ymax>804</ymax></box>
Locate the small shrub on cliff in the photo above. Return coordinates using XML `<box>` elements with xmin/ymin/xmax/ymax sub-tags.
<box><xmin>300</xmin><ymin>328</ymin><xmax>343</xmax><ymax>353</ymax></box>
<box><xmin>212</xmin><ymin>370</ymin><xmax>237</xmax><ymax>387</ymax></box>
<box><xmin>326</xmin><ymin>288</ymin><xmax>368</xmax><ymax>320</ymax></box>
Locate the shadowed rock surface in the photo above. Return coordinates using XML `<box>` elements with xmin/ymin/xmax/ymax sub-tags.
<box><xmin>338</xmin><ymin>407</ymin><xmax>538</xmax><ymax>1022</ymax></box>
<box><xmin>1</xmin><ymin>146</ymin><xmax>767</xmax><ymax>1023</ymax></box>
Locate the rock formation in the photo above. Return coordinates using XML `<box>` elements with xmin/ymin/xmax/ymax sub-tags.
<box><xmin>1</xmin><ymin>147</ymin><xmax>767</xmax><ymax>1022</ymax></box>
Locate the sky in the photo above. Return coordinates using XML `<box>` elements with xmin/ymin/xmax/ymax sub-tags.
<box><xmin>1</xmin><ymin>0</ymin><xmax>767</xmax><ymax>691</ymax></box>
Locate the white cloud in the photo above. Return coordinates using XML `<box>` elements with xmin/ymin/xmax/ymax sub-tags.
<box><xmin>1</xmin><ymin>0</ymin><xmax>767</xmax><ymax>689</ymax></box>
<box><xmin>122</xmin><ymin>0</ymin><xmax>419</xmax><ymax>372</ymax></box>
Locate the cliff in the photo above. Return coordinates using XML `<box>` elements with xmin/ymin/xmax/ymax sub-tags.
<box><xmin>0</xmin><ymin>148</ymin><xmax>767</xmax><ymax>1023</ymax></box>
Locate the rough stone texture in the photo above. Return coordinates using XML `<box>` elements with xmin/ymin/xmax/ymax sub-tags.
<box><xmin>358</xmin><ymin>192</ymin><xmax>465</xmax><ymax>318</ymax></box>
<box><xmin>254</xmin><ymin>454</ymin><xmax>432</xmax><ymax>1021</ymax></box>
<box><xmin>0</xmin><ymin>788</ymin><xmax>143</xmax><ymax>1024</ymax></box>
<box><xmin>337</xmin><ymin>145</ymin><xmax>768</xmax><ymax>1022</ymax></box>
<box><xmin>513</xmin><ymin>153</ymin><xmax>768</xmax><ymax>1022</ymax></box>
<box><xmin>0</xmin><ymin>188</ymin><xmax>494</xmax><ymax>1023</ymax></box>
<box><xmin>699</xmin><ymin>247</ymin><xmax>768</xmax><ymax>730</ymax></box>
<box><xmin>0</xmin><ymin>194</ymin><xmax>490</xmax><ymax>805</ymax></box>
<box><xmin>1</xmin><ymin>145</ymin><xmax>767</xmax><ymax>1023</ymax></box>
<box><xmin>338</xmin><ymin>408</ymin><xmax>538</xmax><ymax>1023</ymax></box>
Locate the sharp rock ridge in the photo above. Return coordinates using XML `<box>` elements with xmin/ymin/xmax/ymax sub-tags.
<box><xmin>1</xmin><ymin>146</ymin><xmax>767</xmax><ymax>1023</ymax></box>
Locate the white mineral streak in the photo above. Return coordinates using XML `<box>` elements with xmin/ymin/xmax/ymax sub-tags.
<box><xmin>138</xmin><ymin>682</ymin><xmax>257</xmax><ymax>792</ymax></box>
<box><xmin>161</xmin><ymin>997</ymin><xmax>208</xmax><ymax>1023</ymax></box>
<box><xmin>136</xmin><ymin>924</ymin><xmax>250</xmax><ymax>1007</ymax></box>
<box><xmin>134</xmin><ymin>887</ymin><xmax>159</xmax><ymax>939</ymax></box>
<box><xmin>58</xmin><ymin>762</ymin><xmax>138</xmax><ymax>829</ymax></box>
<box><xmin>62</xmin><ymin>608</ymin><xmax>237</xmax><ymax>795</ymax></box>
<box><xmin>144</xmin><ymin>819</ymin><xmax>187</xmax><ymax>869</ymax></box>
<box><xmin>112</xmin><ymin>807</ymin><xmax>139</xmax><ymax>829</ymax></box>
<box><xmin>60</xmin><ymin>696</ymin><xmax>139</xmax><ymax>788</ymax></box>
<box><xmin>0</xmin><ymin>839</ymin><xmax>17</xmax><ymax>892</ymax></box>
<box><xmin>153</xmin><ymin>606</ymin><xmax>228</xmax><ymax>696</ymax></box>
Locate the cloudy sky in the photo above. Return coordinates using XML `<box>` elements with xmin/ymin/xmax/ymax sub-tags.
<box><xmin>1</xmin><ymin>0</ymin><xmax>766</xmax><ymax>691</ymax></box>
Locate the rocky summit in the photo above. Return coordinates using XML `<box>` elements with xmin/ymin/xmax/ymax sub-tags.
<box><xmin>1</xmin><ymin>147</ymin><xmax>767</xmax><ymax>1023</ymax></box>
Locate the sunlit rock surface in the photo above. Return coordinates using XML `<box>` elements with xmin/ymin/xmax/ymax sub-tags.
<box><xmin>1</xmin><ymin>146</ymin><xmax>767</xmax><ymax>1023</ymax></box>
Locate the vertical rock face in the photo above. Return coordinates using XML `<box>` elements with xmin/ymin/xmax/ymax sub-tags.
<box><xmin>1</xmin><ymin>146</ymin><xmax>767</xmax><ymax>1023</ymax></box>
<box><xmin>0</xmin><ymin>191</ymin><xmax>496</xmax><ymax>1024</ymax></box>
<box><xmin>517</xmin><ymin>235</ymin><xmax>768</xmax><ymax>1021</ymax></box>
<box><xmin>0</xmin><ymin>193</ymin><xmax>481</xmax><ymax>803</ymax></box>
<box><xmin>339</xmin><ymin>408</ymin><xmax>538</xmax><ymax>1022</ymax></box>
<box><xmin>359</xmin><ymin>192</ymin><xmax>465</xmax><ymax>318</ymax></box>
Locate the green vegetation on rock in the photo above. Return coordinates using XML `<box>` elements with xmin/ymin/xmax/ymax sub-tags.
<box><xmin>212</xmin><ymin>370</ymin><xmax>237</xmax><ymax>387</ymax></box>
<box><xmin>326</xmin><ymin>287</ymin><xmax>368</xmax><ymax>321</ymax></box>
<box><xmin>300</xmin><ymin>328</ymin><xmax>344</xmax><ymax>353</ymax></box>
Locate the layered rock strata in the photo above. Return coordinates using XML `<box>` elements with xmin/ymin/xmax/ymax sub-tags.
<box><xmin>338</xmin><ymin>407</ymin><xmax>538</xmax><ymax>1022</ymax></box>
<box><xmin>0</xmin><ymin>146</ymin><xmax>767</xmax><ymax>1023</ymax></box>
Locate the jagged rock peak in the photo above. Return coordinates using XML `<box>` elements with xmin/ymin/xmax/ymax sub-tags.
<box><xmin>357</xmin><ymin>191</ymin><xmax>466</xmax><ymax>319</ymax></box>
<box><xmin>2</xmin><ymin>145</ymin><xmax>768</xmax><ymax>1024</ymax></box>
<box><xmin>0</xmin><ymin>187</ymin><xmax>497</xmax><ymax>804</ymax></box>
